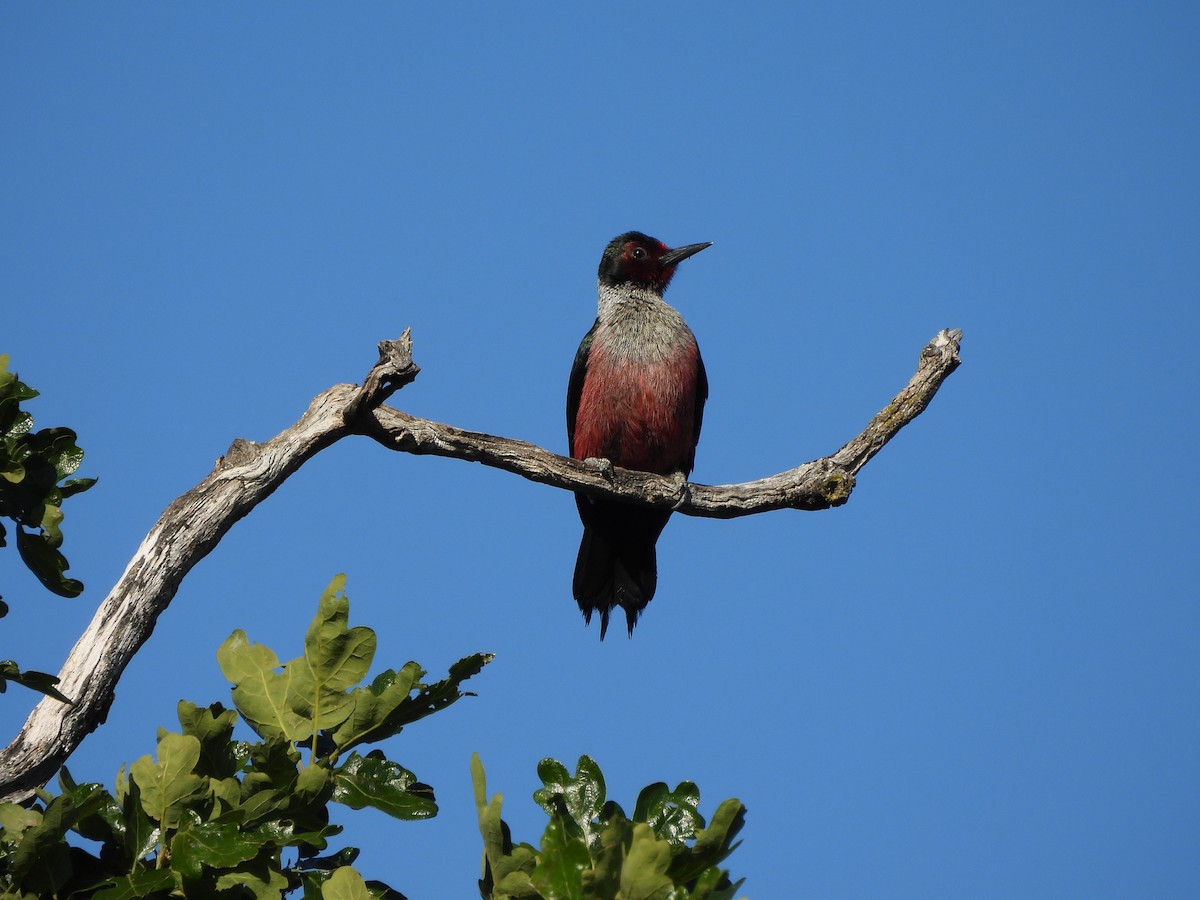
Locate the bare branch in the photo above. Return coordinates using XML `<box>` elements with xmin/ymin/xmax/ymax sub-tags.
<box><xmin>0</xmin><ymin>327</ymin><xmax>960</xmax><ymax>802</ymax></box>
<box><xmin>358</xmin><ymin>329</ymin><xmax>963</xmax><ymax>518</ymax></box>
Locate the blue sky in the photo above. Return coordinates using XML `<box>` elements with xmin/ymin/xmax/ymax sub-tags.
<box><xmin>2</xmin><ymin>3</ymin><xmax>1197</xmax><ymax>897</ymax></box>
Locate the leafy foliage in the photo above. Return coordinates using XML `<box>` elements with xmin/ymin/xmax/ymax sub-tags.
<box><xmin>474</xmin><ymin>754</ymin><xmax>748</xmax><ymax>900</ymax></box>
<box><xmin>0</xmin><ymin>660</ymin><xmax>70</xmax><ymax>704</ymax></box>
<box><xmin>0</xmin><ymin>354</ymin><xmax>96</xmax><ymax>598</ymax></box>
<box><xmin>0</xmin><ymin>573</ymin><xmax>754</xmax><ymax>897</ymax></box>
<box><xmin>1</xmin><ymin>353</ymin><xmax>96</xmax><ymax>703</ymax></box>
<box><xmin>0</xmin><ymin>577</ymin><xmax>492</xmax><ymax>898</ymax></box>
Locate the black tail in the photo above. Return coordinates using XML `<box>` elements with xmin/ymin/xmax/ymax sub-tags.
<box><xmin>572</xmin><ymin>498</ymin><xmax>670</xmax><ymax>638</ymax></box>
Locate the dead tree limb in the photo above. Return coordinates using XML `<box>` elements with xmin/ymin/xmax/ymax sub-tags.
<box><xmin>0</xmin><ymin>327</ymin><xmax>961</xmax><ymax>802</ymax></box>
<box><xmin>359</xmin><ymin>328</ymin><xmax>962</xmax><ymax>517</ymax></box>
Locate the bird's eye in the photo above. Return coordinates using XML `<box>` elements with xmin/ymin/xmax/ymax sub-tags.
<box><xmin>630</xmin><ymin>247</ymin><xmax>648</xmax><ymax>260</ymax></box>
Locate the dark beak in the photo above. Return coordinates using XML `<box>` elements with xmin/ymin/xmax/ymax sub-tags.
<box><xmin>659</xmin><ymin>241</ymin><xmax>713</xmax><ymax>267</ymax></box>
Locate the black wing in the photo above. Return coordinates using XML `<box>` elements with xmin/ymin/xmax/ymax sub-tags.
<box><xmin>566</xmin><ymin>321</ymin><xmax>598</xmax><ymax>456</ymax></box>
<box><xmin>686</xmin><ymin>348</ymin><xmax>709</xmax><ymax>475</ymax></box>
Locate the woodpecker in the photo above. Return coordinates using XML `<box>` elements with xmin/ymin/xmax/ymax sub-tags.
<box><xmin>566</xmin><ymin>231</ymin><xmax>710</xmax><ymax>638</ymax></box>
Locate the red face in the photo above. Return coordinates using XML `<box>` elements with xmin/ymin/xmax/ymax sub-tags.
<box><xmin>613</xmin><ymin>238</ymin><xmax>676</xmax><ymax>290</ymax></box>
<box><xmin>598</xmin><ymin>231</ymin><xmax>710</xmax><ymax>291</ymax></box>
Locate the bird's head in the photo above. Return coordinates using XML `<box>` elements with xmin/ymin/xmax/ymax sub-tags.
<box><xmin>598</xmin><ymin>231</ymin><xmax>712</xmax><ymax>293</ymax></box>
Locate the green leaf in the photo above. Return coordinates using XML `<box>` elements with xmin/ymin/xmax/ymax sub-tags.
<box><xmin>493</xmin><ymin>869</ymin><xmax>544</xmax><ymax>899</ymax></box>
<box><xmin>634</xmin><ymin>781</ymin><xmax>704</xmax><ymax>846</ymax></box>
<box><xmin>129</xmin><ymin>732</ymin><xmax>204</xmax><ymax>830</ymax></box>
<box><xmin>235</xmin><ymin>787</ymin><xmax>294</xmax><ymax>828</ymax></box>
<box><xmin>209</xmin><ymin>776</ymin><xmax>242</xmax><ymax>815</ymax></box>
<box><xmin>297</xmin><ymin>758</ymin><xmax>334</xmax><ymax>803</ymax></box>
<box><xmin>0</xmin><ymin>397</ymin><xmax>36</xmax><ymax>438</ymax></box>
<box><xmin>0</xmin><ymin>801</ymin><xmax>40</xmax><ymax>842</ymax></box>
<box><xmin>177</xmin><ymin>700</ymin><xmax>240</xmax><ymax>779</ymax></box>
<box><xmin>670</xmin><ymin>798</ymin><xmax>746</xmax><ymax>885</ymax></box>
<box><xmin>581</xmin><ymin>817</ymin><xmax>628</xmax><ymax>900</ymax></box>
<box><xmin>38</xmin><ymin>502</ymin><xmax>65</xmax><ymax>547</ymax></box>
<box><xmin>303</xmin><ymin>868</ymin><xmax>411</xmax><ymax>900</ymax></box>
<box><xmin>114</xmin><ymin>768</ymin><xmax>162</xmax><ymax>864</ymax></box>
<box><xmin>233</xmin><ymin>755</ymin><xmax>335</xmax><ymax>843</ymax></box>
<box><xmin>332</xmin><ymin>751</ymin><xmax>437</xmax><ymax>820</ymax></box>
<box><xmin>214</xmin><ymin>859</ymin><xmax>291</xmax><ymax>900</ymax></box>
<box><xmin>473</xmin><ymin>754</ymin><xmax>540</xmax><ymax>899</ymax></box>
<box><xmin>252</xmin><ymin>819</ymin><xmax>342</xmax><ymax>853</ymax></box>
<box><xmin>217</xmin><ymin>630</ymin><xmax>309</xmax><ymax>741</ymax></box>
<box><xmin>235</xmin><ymin>737</ymin><xmax>301</xmax><ymax>824</ymax></box>
<box><xmin>323</xmin><ymin>866</ymin><xmax>374</xmax><ymax>900</ymax></box>
<box><xmin>531</xmin><ymin>812</ymin><xmax>590</xmax><ymax>900</ymax></box>
<box><xmin>58</xmin><ymin>769</ymin><xmax>121</xmax><ymax>844</ymax></box>
<box><xmin>534</xmin><ymin>756</ymin><xmax>605</xmax><ymax>852</ymax></box>
<box><xmin>15</xmin><ymin>526</ymin><xmax>83</xmax><ymax>597</ymax></box>
<box><xmin>298</xmin><ymin>845</ymin><xmax>359</xmax><ymax>871</ymax></box>
<box><xmin>90</xmin><ymin>869</ymin><xmax>176</xmax><ymax>900</ymax></box>
<box><xmin>692</xmin><ymin>798</ymin><xmax>745</xmax><ymax>860</ymax></box>
<box><xmin>330</xmin><ymin>664</ymin><xmax>419</xmax><ymax>753</ymax></box>
<box><xmin>245</xmin><ymin>735</ymin><xmax>302</xmax><ymax>789</ymax></box>
<box><xmin>1</xmin><ymin>409</ymin><xmax>35</xmax><ymax>441</ymax></box>
<box><xmin>27</xmin><ymin>426</ymin><xmax>85</xmax><ymax>480</ymax></box>
<box><xmin>0</xmin><ymin>356</ymin><xmax>38</xmax><ymax>439</ymax></box>
<box><xmin>402</xmin><ymin>652</ymin><xmax>492</xmax><ymax>727</ymax></box>
<box><xmin>0</xmin><ymin>659</ymin><xmax>72</xmax><ymax>703</ymax></box>
<box><xmin>169</xmin><ymin>820</ymin><xmax>268</xmax><ymax>880</ymax></box>
<box><xmin>217</xmin><ymin>579</ymin><xmax>399</xmax><ymax>747</ymax></box>
<box><xmin>8</xmin><ymin>787</ymin><xmax>103</xmax><ymax>892</ymax></box>
<box><xmin>290</xmin><ymin>575</ymin><xmax>376</xmax><ymax>734</ymax></box>
<box><xmin>687</xmin><ymin>866</ymin><xmax>745</xmax><ymax>900</ymax></box>
<box><xmin>1</xmin><ymin>457</ymin><xmax>25</xmax><ymax>483</ymax></box>
<box><xmin>307</xmin><ymin>575</ymin><xmax>374</xmax><ymax>691</ymax></box>
<box><xmin>619</xmin><ymin>824</ymin><xmax>674</xmax><ymax>900</ymax></box>
<box><xmin>59</xmin><ymin>476</ymin><xmax>97</xmax><ymax>498</ymax></box>
<box><xmin>333</xmin><ymin>652</ymin><xmax>492</xmax><ymax>755</ymax></box>
<box><xmin>363</xmin><ymin>880</ymin><xmax>409</xmax><ymax>900</ymax></box>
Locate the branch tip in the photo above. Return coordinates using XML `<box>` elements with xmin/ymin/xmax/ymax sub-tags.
<box><xmin>376</xmin><ymin>329</ymin><xmax>416</xmax><ymax>374</ymax></box>
<box><xmin>925</xmin><ymin>328</ymin><xmax>963</xmax><ymax>365</ymax></box>
<box><xmin>347</xmin><ymin>330</ymin><xmax>421</xmax><ymax>423</ymax></box>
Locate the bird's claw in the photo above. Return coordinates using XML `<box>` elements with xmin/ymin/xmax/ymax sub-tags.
<box><xmin>666</xmin><ymin>471</ymin><xmax>689</xmax><ymax>509</ymax></box>
<box><xmin>584</xmin><ymin>457</ymin><xmax>616</xmax><ymax>481</ymax></box>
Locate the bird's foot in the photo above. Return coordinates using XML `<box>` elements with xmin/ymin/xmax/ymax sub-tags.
<box><xmin>666</xmin><ymin>471</ymin><xmax>690</xmax><ymax>509</ymax></box>
<box><xmin>583</xmin><ymin>457</ymin><xmax>616</xmax><ymax>481</ymax></box>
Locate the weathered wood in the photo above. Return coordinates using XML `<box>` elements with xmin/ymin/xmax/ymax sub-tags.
<box><xmin>361</xmin><ymin>329</ymin><xmax>963</xmax><ymax>517</ymax></box>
